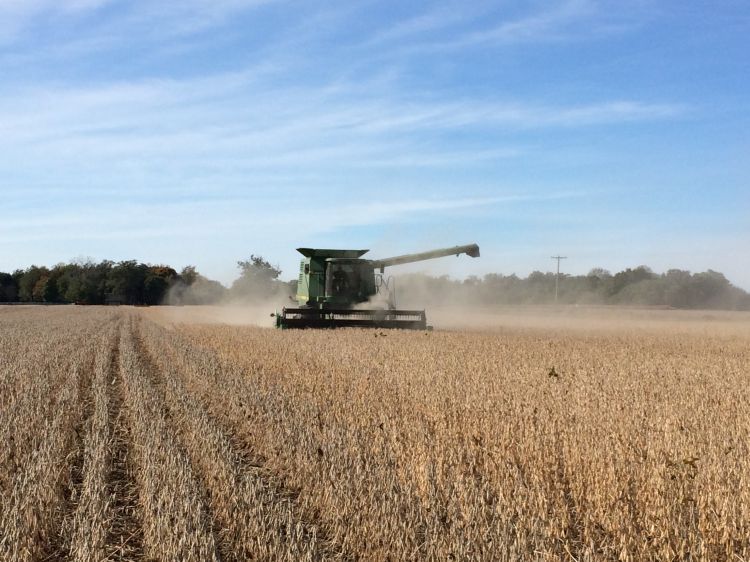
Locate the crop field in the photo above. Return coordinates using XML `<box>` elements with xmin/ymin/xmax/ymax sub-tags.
<box><xmin>1</xmin><ymin>305</ymin><xmax>749</xmax><ymax>561</ymax></box>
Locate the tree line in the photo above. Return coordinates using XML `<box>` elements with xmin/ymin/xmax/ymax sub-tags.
<box><xmin>1</xmin><ymin>261</ymin><xmax>195</xmax><ymax>305</ymax></box>
<box><xmin>2</xmin><ymin>259</ymin><xmax>749</xmax><ymax>310</ymax></box>
<box><xmin>397</xmin><ymin>266</ymin><xmax>750</xmax><ymax>310</ymax></box>
<box><xmin>0</xmin><ymin>256</ymin><xmax>289</xmax><ymax>305</ymax></box>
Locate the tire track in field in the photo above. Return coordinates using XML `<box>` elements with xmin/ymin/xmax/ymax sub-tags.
<box><xmin>132</xmin><ymin>318</ymin><xmax>344</xmax><ymax>562</ymax></box>
<box><xmin>118</xmin><ymin>315</ymin><xmax>219</xmax><ymax>562</ymax></box>
<box><xmin>0</xmin><ymin>363</ymin><xmax>83</xmax><ymax>562</ymax></box>
<box><xmin>60</xmin><ymin>314</ymin><xmax>145</xmax><ymax>561</ymax></box>
<box><xmin>106</xmin><ymin>320</ymin><xmax>146</xmax><ymax>561</ymax></box>
<box><xmin>0</xmin><ymin>312</ymin><xmax>114</xmax><ymax>562</ymax></box>
<box><xmin>52</xmin><ymin>325</ymin><xmax>99</xmax><ymax>561</ymax></box>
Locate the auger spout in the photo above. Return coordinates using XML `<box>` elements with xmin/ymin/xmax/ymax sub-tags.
<box><xmin>370</xmin><ymin>243</ymin><xmax>480</xmax><ymax>271</ymax></box>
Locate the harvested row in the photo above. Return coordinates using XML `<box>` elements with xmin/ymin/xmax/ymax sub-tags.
<box><xmin>106</xmin><ymin>327</ymin><xmax>145</xmax><ymax>562</ymax></box>
<box><xmin>0</xmin><ymin>309</ymin><xmax>108</xmax><ymax>495</ymax></box>
<box><xmin>138</xmin><ymin>320</ymin><xmax>355</xmax><ymax>559</ymax></box>
<box><xmin>0</xmin><ymin>363</ymin><xmax>83</xmax><ymax>562</ymax></box>
<box><xmin>135</xmin><ymin>317</ymin><xmax>328</xmax><ymax>561</ymax></box>
<box><xmin>118</xmin><ymin>317</ymin><xmax>219</xmax><ymax>562</ymax></box>
<box><xmin>68</xmin><ymin>323</ymin><xmax>119</xmax><ymax>561</ymax></box>
<box><xmin>0</xmin><ymin>309</ymin><xmax>116</xmax><ymax>561</ymax></box>
<box><xmin>145</xmin><ymin>322</ymin><xmax>442</xmax><ymax>560</ymax></box>
<box><xmin>3</xmin><ymin>304</ymin><xmax>750</xmax><ymax>561</ymax></box>
<box><xmin>166</xmin><ymin>320</ymin><xmax>750</xmax><ymax>561</ymax></box>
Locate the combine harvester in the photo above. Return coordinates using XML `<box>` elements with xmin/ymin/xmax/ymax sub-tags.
<box><xmin>275</xmin><ymin>243</ymin><xmax>479</xmax><ymax>329</ymax></box>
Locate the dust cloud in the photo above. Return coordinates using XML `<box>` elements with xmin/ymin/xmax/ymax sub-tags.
<box><xmin>144</xmin><ymin>303</ymin><xmax>280</xmax><ymax>329</ymax></box>
<box><xmin>155</xmin><ymin>287</ymin><xmax>293</xmax><ymax>329</ymax></box>
<box><xmin>147</xmin><ymin>269</ymin><xmax>750</xmax><ymax>335</ymax></box>
<box><xmin>157</xmin><ymin>260</ymin><xmax>295</xmax><ymax>327</ymax></box>
<box><xmin>144</xmin><ymin>297</ymin><xmax>750</xmax><ymax>338</ymax></box>
<box><xmin>370</xmin><ymin>273</ymin><xmax>750</xmax><ymax>334</ymax></box>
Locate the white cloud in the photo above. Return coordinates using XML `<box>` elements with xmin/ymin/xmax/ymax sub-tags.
<box><xmin>0</xmin><ymin>192</ymin><xmax>584</xmax><ymax>247</ymax></box>
<box><xmin>388</xmin><ymin>0</ymin><xmax>650</xmax><ymax>54</ymax></box>
<box><xmin>0</xmin><ymin>72</ymin><xmax>684</xmax><ymax>170</ymax></box>
<box><xmin>0</xmin><ymin>0</ymin><xmax>114</xmax><ymax>41</ymax></box>
<box><xmin>363</xmin><ymin>2</ymin><xmax>484</xmax><ymax>46</ymax></box>
<box><xmin>459</xmin><ymin>0</ymin><xmax>596</xmax><ymax>45</ymax></box>
<box><xmin>0</xmin><ymin>0</ymin><xmax>281</xmax><ymax>44</ymax></box>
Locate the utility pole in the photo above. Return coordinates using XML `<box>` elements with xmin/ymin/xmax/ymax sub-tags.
<box><xmin>551</xmin><ymin>255</ymin><xmax>567</xmax><ymax>304</ymax></box>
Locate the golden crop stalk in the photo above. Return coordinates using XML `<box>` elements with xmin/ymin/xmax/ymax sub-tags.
<box><xmin>0</xmin><ymin>305</ymin><xmax>749</xmax><ymax>561</ymax></box>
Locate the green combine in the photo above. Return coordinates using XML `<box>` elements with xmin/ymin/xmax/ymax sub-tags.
<box><xmin>275</xmin><ymin>243</ymin><xmax>479</xmax><ymax>329</ymax></box>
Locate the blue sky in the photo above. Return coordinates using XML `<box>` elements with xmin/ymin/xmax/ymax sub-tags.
<box><xmin>1</xmin><ymin>0</ymin><xmax>748</xmax><ymax>287</ymax></box>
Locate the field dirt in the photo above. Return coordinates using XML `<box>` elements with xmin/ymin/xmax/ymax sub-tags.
<box><xmin>1</xmin><ymin>304</ymin><xmax>749</xmax><ymax>561</ymax></box>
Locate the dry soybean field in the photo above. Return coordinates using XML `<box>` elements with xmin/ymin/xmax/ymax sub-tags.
<box><xmin>1</xmin><ymin>306</ymin><xmax>750</xmax><ymax>561</ymax></box>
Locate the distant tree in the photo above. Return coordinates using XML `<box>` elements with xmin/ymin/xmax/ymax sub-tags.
<box><xmin>608</xmin><ymin>266</ymin><xmax>655</xmax><ymax>298</ymax></box>
<box><xmin>143</xmin><ymin>266</ymin><xmax>177</xmax><ymax>305</ymax></box>
<box><xmin>51</xmin><ymin>260</ymin><xmax>111</xmax><ymax>304</ymax></box>
<box><xmin>180</xmin><ymin>265</ymin><xmax>199</xmax><ymax>286</ymax></box>
<box><xmin>617</xmin><ymin>279</ymin><xmax>663</xmax><ymax>306</ymax></box>
<box><xmin>690</xmin><ymin>270</ymin><xmax>731</xmax><ymax>308</ymax></box>
<box><xmin>662</xmin><ymin>269</ymin><xmax>692</xmax><ymax>308</ymax></box>
<box><xmin>0</xmin><ymin>272</ymin><xmax>18</xmax><ymax>301</ymax></box>
<box><xmin>586</xmin><ymin>268</ymin><xmax>611</xmax><ymax>293</ymax></box>
<box><xmin>236</xmin><ymin>255</ymin><xmax>281</xmax><ymax>283</ymax></box>
<box><xmin>144</xmin><ymin>275</ymin><xmax>169</xmax><ymax>305</ymax></box>
<box><xmin>32</xmin><ymin>274</ymin><xmax>48</xmax><ymax>302</ymax></box>
<box><xmin>3</xmin><ymin>257</ymin><xmax>749</xmax><ymax>311</ymax></box>
<box><xmin>526</xmin><ymin>271</ymin><xmax>555</xmax><ymax>302</ymax></box>
<box><xmin>42</xmin><ymin>273</ymin><xmax>61</xmax><ymax>302</ymax></box>
<box><xmin>60</xmin><ymin>265</ymin><xmax>85</xmax><ymax>303</ymax></box>
<box><xmin>185</xmin><ymin>276</ymin><xmax>227</xmax><ymax>304</ymax></box>
<box><xmin>17</xmin><ymin>266</ymin><xmax>48</xmax><ymax>302</ymax></box>
<box><xmin>231</xmin><ymin>255</ymin><xmax>284</xmax><ymax>300</ymax></box>
<box><xmin>108</xmin><ymin>261</ymin><xmax>148</xmax><ymax>305</ymax></box>
<box><xmin>89</xmin><ymin>260</ymin><xmax>114</xmax><ymax>303</ymax></box>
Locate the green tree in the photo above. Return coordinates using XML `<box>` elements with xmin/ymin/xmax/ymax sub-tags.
<box><xmin>231</xmin><ymin>255</ymin><xmax>284</xmax><ymax>300</ymax></box>
<box><xmin>180</xmin><ymin>265</ymin><xmax>199</xmax><ymax>285</ymax></box>
<box><xmin>689</xmin><ymin>270</ymin><xmax>731</xmax><ymax>308</ymax></box>
<box><xmin>608</xmin><ymin>266</ymin><xmax>655</xmax><ymax>299</ymax></box>
<box><xmin>0</xmin><ymin>272</ymin><xmax>19</xmax><ymax>301</ymax></box>
<box><xmin>182</xmin><ymin>276</ymin><xmax>227</xmax><ymax>304</ymax></box>
<box><xmin>662</xmin><ymin>269</ymin><xmax>692</xmax><ymax>308</ymax></box>
<box><xmin>108</xmin><ymin>261</ymin><xmax>148</xmax><ymax>305</ymax></box>
<box><xmin>18</xmin><ymin>266</ymin><xmax>48</xmax><ymax>302</ymax></box>
<box><xmin>236</xmin><ymin>255</ymin><xmax>281</xmax><ymax>283</ymax></box>
<box><xmin>143</xmin><ymin>266</ymin><xmax>177</xmax><ymax>305</ymax></box>
<box><xmin>144</xmin><ymin>275</ymin><xmax>169</xmax><ymax>305</ymax></box>
<box><xmin>43</xmin><ymin>274</ymin><xmax>60</xmax><ymax>302</ymax></box>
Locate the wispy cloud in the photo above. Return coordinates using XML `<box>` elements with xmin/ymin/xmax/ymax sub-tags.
<box><xmin>376</xmin><ymin>0</ymin><xmax>650</xmax><ymax>54</ymax></box>
<box><xmin>0</xmin><ymin>0</ymin><xmax>282</xmax><ymax>47</ymax></box>
<box><xmin>121</xmin><ymin>0</ymin><xmax>284</xmax><ymax>37</ymax></box>
<box><xmin>0</xmin><ymin>0</ymin><xmax>113</xmax><ymax>42</ymax></box>
<box><xmin>362</xmin><ymin>2</ymin><xmax>486</xmax><ymax>47</ymax></box>
<box><xmin>0</xmin><ymin>191</ymin><xmax>585</xmax><ymax>243</ymax></box>
<box><xmin>0</xmin><ymin>72</ymin><xmax>685</xmax><ymax>170</ymax></box>
<box><xmin>455</xmin><ymin>0</ymin><xmax>598</xmax><ymax>46</ymax></box>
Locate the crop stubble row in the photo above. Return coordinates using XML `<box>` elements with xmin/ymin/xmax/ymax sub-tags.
<box><xmin>0</xmin><ymin>307</ymin><xmax>337</xmax><ymax>561</ymax></box>
<box><xmin>161</xmin><ymin>312</ymin><xmax>750</xmax><ymax>561</ymax></box>
<box><xmin>1</xmin><ymin>305</ymin><xmax>750</xmax><ymax>561</ymax></box>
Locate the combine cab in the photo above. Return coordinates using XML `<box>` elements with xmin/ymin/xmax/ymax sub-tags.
<box><xmin>275</xmin><ymin>244</ymin><xmax>479</xmax><ymax>330</ymax></box>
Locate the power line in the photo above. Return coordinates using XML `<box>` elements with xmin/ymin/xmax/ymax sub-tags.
<box><xmin>551</xmin><ymin>255</ymin><xmax>567</xmax><ymax>304</ymax></box>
